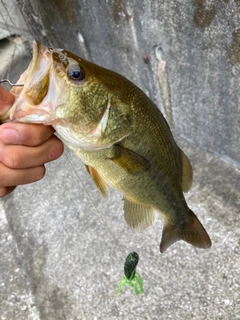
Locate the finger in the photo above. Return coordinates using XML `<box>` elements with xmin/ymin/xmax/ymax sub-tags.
<box><xmin>0</xmin><ymin>123</ymin><xmax>56</xmax><ymax>146</ymax></box>
<box><xmin>0</xmin><ymin>87</ymin><xmax>15</xmax><ymax>115</ymax></box>
<box><xmin>0</xmin><ymin>135</ymin><xmax>64</xmax><ymax>169</ymax></box>
<box><xmin>0</xmin><ymin>164</ymin><xmax>46</xmax><ymax>188</ymax></box>
<box><xmin>0</xmin><ymin>186</ymin><xmax>16</xmax><ymax>198</ymax></box>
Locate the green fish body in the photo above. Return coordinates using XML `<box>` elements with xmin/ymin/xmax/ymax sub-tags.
<box><xmin>1</xmin><ymin>41</ymin><xmax>211</xmax><ymax>252</ymax></box>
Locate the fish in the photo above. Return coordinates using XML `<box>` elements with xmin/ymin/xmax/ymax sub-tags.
<box><xmin>0</xmin><ymin>40</ymin><xmax>211</xmax><ymax>253</ymax></box>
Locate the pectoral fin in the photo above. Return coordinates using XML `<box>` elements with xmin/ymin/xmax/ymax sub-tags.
<box><xmin>85</xmin><ymin>165</ymin><xmax>108</xmax><ymax>197</ymax></box>
<box><xmin>124</xmin><ymin>197</ymin><xmax>156</xmax><ymax>230</ymax></box>
<box><xmin>110</xmin><ymin>145</ymin><xmax>150</xmax><ymax>174</ymax></box>
<box><xmin>179</xmin><ymin>149</ymin><xmax>193</xmax><ymax>192</ymax></box>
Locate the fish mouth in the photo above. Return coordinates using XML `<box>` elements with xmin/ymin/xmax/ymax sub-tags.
<box><xmin>0</xmin><ymin>41</ymin><xmax>68</xmax><ymax>124</ymax></box>
<box><xmin>11</xmin><ymin>41</ymin><xmax>52</xmax><ymax>102</ymax></box>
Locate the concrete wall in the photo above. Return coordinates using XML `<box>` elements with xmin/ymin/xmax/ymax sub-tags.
<box><xmin>0</xmin><ymin>0</ymin><xmax>30</xmax><ymax>39</ymax></box>
<box><xmin>16</xmin><ymin>0</ymin><xmax>240</xmax><ymax>167</ymax></box>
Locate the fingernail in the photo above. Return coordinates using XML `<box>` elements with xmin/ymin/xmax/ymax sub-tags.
<box><xmin>0</xmin><ymin>128</ymin><xmax>19</xmax><ymax>144</ymax></box>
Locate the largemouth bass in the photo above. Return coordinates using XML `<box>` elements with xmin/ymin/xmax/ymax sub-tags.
<box><xmin>1</xmin><ymin>41</ymin><xmax>211</xmax><ymax>252</ymax></box>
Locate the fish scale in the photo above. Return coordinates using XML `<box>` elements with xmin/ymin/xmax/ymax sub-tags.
<box><xmin>0</xmin><ymin>40</ymin><xmax>211</xmax><ymax>253</ymax></box>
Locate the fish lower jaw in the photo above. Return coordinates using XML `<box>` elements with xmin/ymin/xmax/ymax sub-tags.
<box><xmin>54</xmin><ymin>125</ymin><xmax>113</xmax><ymax>150</ymax></box>
<box><xmin>14</xmin><ymin>114</ymin><xmax>52</xmax><ymax>123</ymax></box>
<box><xmin>7</xmin><ymin>106</ymin><xmax>55</xmax><ymax>124</ymax></box>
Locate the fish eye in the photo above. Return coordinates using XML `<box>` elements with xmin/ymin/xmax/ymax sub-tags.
<box><xmin>67</xmin><ymin>64</ymin><xmax>85</xmax><ymax>81</ymax></box>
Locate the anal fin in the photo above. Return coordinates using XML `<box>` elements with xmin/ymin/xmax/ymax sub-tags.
<box><xmin>160</xmin><ymin>208</ymin><xmax>211</xmax><ymax>253</ymax></box>
<box><xmin>85</xmin><ymin>165</ymin><xmax>108</xmax><ymax>197</ymax></box>
<box><xmin>124</xmin><ymin>197</ymin><xmax>156</xmax><ymax>230</ymax></box>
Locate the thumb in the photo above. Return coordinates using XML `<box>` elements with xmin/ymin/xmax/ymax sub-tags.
<box><xmin>0</xmin><ymin>86</ymin><xmax>15</xmax><ymax>116</ymax></box>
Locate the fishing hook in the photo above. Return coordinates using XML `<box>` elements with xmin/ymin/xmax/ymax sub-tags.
<box><xmin>0</xmin><ymin>79</ymin><xmax>24</xmax><ymax>87</ymax></box>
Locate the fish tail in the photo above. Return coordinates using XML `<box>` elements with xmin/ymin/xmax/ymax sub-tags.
<box><xmin>160</xmin><ymin>209</ymin><xmax>211</xmax><ymax>253</ymax></box>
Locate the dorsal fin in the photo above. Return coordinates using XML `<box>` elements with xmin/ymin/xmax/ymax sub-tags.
<box><xmin>179</xmin><ymin>149</ymin><xmax>193</xmax><ymax>192</ymax></box>
<box><xmin>124</xmin><ymin>197</ymin><xmax>156</xmax><ymax>230</ymax></box>
<box><xmin>85</xmin><ymin>165</ymin><xmax>108</xmax><ymax>197</ymax></box>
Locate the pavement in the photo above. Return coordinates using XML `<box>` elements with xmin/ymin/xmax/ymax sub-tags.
<box><xmin>0</xmin><ymin>38</ymin><xmax>240</xmax><ymax>320</ymax></box>
<box><xmin>0</xmin><ymin>134</ymin><xmax>239</xmax><ymax>320</ymax></box>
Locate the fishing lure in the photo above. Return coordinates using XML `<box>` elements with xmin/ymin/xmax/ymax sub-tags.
<box><xmin>117</xmin><ymin>252</ymin><xmax>143</xmax><ymax>295</ymax></box>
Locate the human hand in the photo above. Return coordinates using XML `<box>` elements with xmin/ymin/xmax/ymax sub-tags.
<box><xmin>0</xmin><ymin>86</ymin><xmax>64</xmax><ymax>197</ymax></box>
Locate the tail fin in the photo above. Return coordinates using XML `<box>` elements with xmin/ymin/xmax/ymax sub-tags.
<box><xmin>160</xmin><ymin>209</ymin><xmax>211</xmax><ymax>253</ymax></box>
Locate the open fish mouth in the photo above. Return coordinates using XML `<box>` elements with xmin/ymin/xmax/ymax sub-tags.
<box><xmin>10</xmin><ymin>41</ymin><xmax>51</xmax><ymax>101</ymax></box>
<box><xmin>0</xmin><ymin>41</ymin><xmax>69</xmax><ymax>124</ymax></box>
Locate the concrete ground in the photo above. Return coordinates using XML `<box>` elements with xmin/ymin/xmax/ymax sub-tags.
<box><xmin>0</xmin><ymin>135</ymin><xmax>240</xmax><ymax>320</ymax></box>
<box><xmin>0</xmin><ymin>38</ymin><xmax>240</xmax><ymax>320</ymax></box>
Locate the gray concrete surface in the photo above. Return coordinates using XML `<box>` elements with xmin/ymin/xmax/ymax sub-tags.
<box><xmin>0</xmin><ymin>138</ymin><xmax>239</xmax><ymax>320</ymax></box>
<box><xmin>16</xmin><ymin>0</ymin><xmax>240</xmax><ymax>167</ymax></box>
<box><xmin>0</xmin><ymin>0</ymin><xmax>31</xmax><ymax>40</ymax></box>
<box><xmin>0</xmin><ymin>1</ymin><xmax>240</xmax><ymax>319</ymax></box>
<box><xmin>0</xmin><ymin>37</ymin><xmax>31</xmax><ymax>80</ymax></box>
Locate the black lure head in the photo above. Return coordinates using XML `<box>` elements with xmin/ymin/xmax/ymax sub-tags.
<box><xmin>124</xmin><ymin>252</ymin><xmax>139</xmax><ymax>280</ymax></box>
